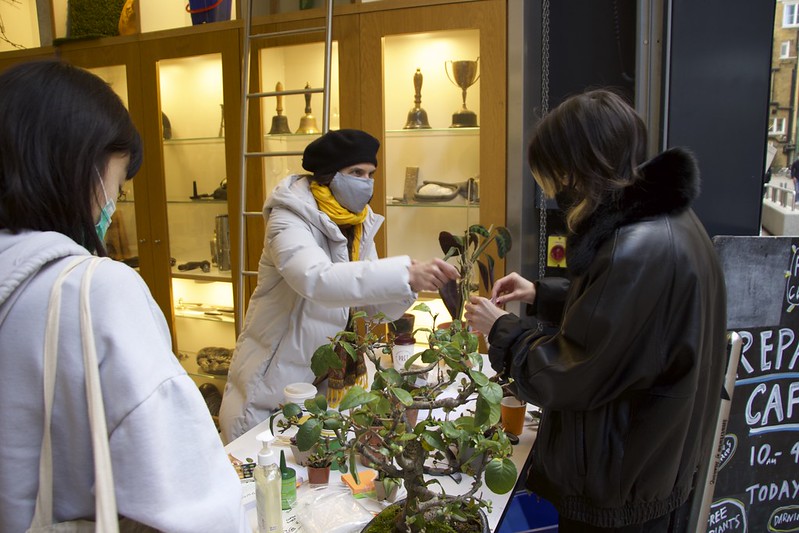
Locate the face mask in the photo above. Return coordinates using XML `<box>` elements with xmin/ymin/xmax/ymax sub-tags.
<box><xmin>95</xmin><ymin>170</ymin><xmax>116</xmax><ymax>242</ymax></box>
<box><xmin>329</xmin><ymin>172</ymin><xmax>374</xmax><ymax>213</ymax></box>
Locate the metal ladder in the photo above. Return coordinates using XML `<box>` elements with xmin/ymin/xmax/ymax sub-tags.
<box><xmin>235</xmin><ymin>0</ymin><xmax>335</xmax><ymax>334</ymax></box>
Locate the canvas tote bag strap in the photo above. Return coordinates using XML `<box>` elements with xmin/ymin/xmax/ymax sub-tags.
<box><xmin>79</xmin><ymin>258</ymin><xmax>119</xmax><ymax>533</ymax></box>
<box><xmin>31</xmin><ymin>255</ymin><xmax>94</xmax><ymax>529</ymax></box>
<box><xmin>29</xmin><ymin>256</ymin><xmax>119</xmax><ymax>533</ymax></box>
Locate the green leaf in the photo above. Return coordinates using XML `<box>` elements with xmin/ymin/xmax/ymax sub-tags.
<box><xmin>413</xmin><ymin>303</ymin><xmax>432</xmax><ymax>314</ymax></box>
<box><xmin>468</xmin><ymin>369</ymin><xmax>489</xmax><ymax>387</ymax></box>
<box><xmin>485</xmin><ymin>458</ymin><xmax>518</xmax><ymax>494</ymax></box>
<box><xmin>479</xmin><ymin>382</ymin><xmax>504</xmax><ymax>404</ymax></box>
<box><xmin>382</xmin><ymin>368</ymin><xmax>403</xmax><ymax>386</ymax></box>
<box><xmin>314</xmin><ymin>395</ymin><xmax>328</xmax><ymax>411</ymax></box>
<box><xmin>391</xmin><ymin>387</ymin><xmax>414</xmax><ymax>406</ymax></box>
<box><xmin>474</xmin><ymin>395</ymin><xmax>501</xmax><ymax>427</ymax></box>
<box><xmin>304</xmin><ymin>397</ymin><xmax>323</xmax><ymax>415</ymax></box>
<box><xmin>296</xmin><ymin>419</ymin><xmax>322</xmax><ymax>451</ymax></box>
<box><xmin>468</xmin><ymin>224</ymin><xmax>490</xmax><ymax>238</ymax></box>
<box><xmin>323</xmin><ymin>418</ymin><xmax>342</xmax><ymax>431</ymax></box>
<box><xmin>467</xmin><ymin>351</ymin><xmax>482</xmax><ymax>370</ymax></box>
<box><xmin>420</xmin><ymin>349</ymin><xmax>440</xmax><ymax>364</ymax></box>
<box><xmin>341</xmin><ymin>342</ymin><xmax>358</xmax><ymax>361</ymax></box>
<box><xmin>421</xmin><ymin>430</ymin><xmax>446</xmax><ymax>451</ymax></box>
<box><xmin>338</xmin><ymin>386</ymin><xmax>375</xmax><ymax>411</ymax></box>
<box><xmin>282</xmin><ymin>402</ymin><xmax>303</xmax><ymax>419</ymax></box>
<box><xmin>311</xmin><ymin>344</ymin><xmax>341</xmax><ymax>377</ymax></box>
<box><xmin>495</xmin><ymin>227</ymin><xmax>512</xmax><ymax>258</ymax></box>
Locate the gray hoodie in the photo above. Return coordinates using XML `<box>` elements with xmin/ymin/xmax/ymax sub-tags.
<box><xmin>0</xmin><ymin>230</ymin><xmax>247</xmax><ymax>532</ymax></box>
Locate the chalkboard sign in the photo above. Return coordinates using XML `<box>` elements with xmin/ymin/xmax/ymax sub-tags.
<box><xmin>708</xmin><ymin>236</ymin><xmax>799</xmax><ymax>533</ymax></box>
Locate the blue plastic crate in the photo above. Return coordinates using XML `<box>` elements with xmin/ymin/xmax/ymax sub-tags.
<box><xmin>496</xmin><ymin>491</ymin><xmax>559</xmax><ymax>532</ymax></box>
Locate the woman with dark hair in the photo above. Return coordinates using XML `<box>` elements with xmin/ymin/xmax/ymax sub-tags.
<box><xmin>219</xmin><ymin>128</ymin><xmax>459</xmax><ymax>443</ymax></box>
<box><xmin>0</xmin><ymin>60</ymin><xmax>247</xmax><ymax>532</ymax></box>
<box><xmin>465</xmin><ymin>90</ymin><xmax>727</xmax><ymax>532</ymax></box>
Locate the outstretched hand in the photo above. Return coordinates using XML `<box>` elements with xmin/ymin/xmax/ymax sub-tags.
<box><xmin>491</xmin><ymin>272</ymin><xmax>536</xmax><ymax>306</ymax></box>
<box><xmin>464</xmin><ymin>295</ymin><xmax>509</xmax><ymax>337</ymax></box>
<box><xmin>408</xmin><ymin>258</ymin><xmax>460</xmax><ymax>292</ymax></box>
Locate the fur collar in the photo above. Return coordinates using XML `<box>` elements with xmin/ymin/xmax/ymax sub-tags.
<box><xmin>566</xmin><ymin>147</ymin><xmax>700</xmax><ymax>275</ymax></box>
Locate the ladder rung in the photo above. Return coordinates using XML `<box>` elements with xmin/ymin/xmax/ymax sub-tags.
<box><xmin>242</xmin><ymin>270</ymin><xmax>259</xmax><ymax>277</ymax></box>
<box><xmin>249</xmin><ymin>26</ymin><xmax>326</xmax><ymax>41</ymax></box>
<box><xmin>243</xmin><ymin>211</ymin><xmax>262</xmax><ymax>217</ymax></box>
<box><xmin>245</xmin><ymin>150</ymin><xmax>304</xmax><ymax>158</ymax></box>
<box><xmin>247</xmin><ymin>87</ymin><xmax>325</xmax><ymax>99</ymax></box>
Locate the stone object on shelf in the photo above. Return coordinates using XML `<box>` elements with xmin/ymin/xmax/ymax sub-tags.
<box><xmin>196</xmin><ymin>346</ymin><xmax>233</xmax><ymax>375</ymax></box>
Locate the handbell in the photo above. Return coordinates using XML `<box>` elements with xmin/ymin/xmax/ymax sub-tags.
<box><xmin>268</xmin><ymin>81</ymin><xmax>292</xmax><ymax>135</ymax></box>
<box><xmin>295</xmin><ymin>82</ymin><xmax>320</xmax><ymax>135</ymax></box>
<box><xmin>404</xmin><ymin>68</ymin><xmax>431</xmax><ymax>129</ymax></box>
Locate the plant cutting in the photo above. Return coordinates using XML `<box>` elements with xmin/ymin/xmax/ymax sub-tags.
<box><xmin>273</xmin><ymin>308</ymin><xmax>518</xmax><ymax>533</ymax></box>
<box><xmin>437</xmin><ymin>224</ymin><xmax>512</xmax><ymax>324</ymax></box>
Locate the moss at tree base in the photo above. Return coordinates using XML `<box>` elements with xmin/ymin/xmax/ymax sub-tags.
<box><xmin>362</xmin><ymin>504</ymin><xmax>484</xmax><ymax>533</ymax></box>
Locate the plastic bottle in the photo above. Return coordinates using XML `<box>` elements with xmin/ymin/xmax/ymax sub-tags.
<box><xmin>254</xmin><ymin>430</ymin><xmax>283</xmax><ymax>533</ymax></box>
<box><xmin>279</xmin><ymin>449</ymin><xmax>297</xmax><ymax>510</ymax></box>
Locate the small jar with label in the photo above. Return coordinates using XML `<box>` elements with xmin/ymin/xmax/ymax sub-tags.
<box><xmin>392</xmin><ymin>332</ymin><xmax>416</xmax><ymax>372</ymax></box>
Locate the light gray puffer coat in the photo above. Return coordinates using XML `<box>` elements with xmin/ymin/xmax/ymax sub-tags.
<box><xmin>220</xmin><ymin>175</ymin><xmax>415</xmax><ymax>442</ymax></box>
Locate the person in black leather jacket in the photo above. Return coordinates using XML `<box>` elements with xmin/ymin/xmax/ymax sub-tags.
<box><xmin>465</xmin><ymin>90</ymin><xmax>727</xmax><ymax>532</ymax></box>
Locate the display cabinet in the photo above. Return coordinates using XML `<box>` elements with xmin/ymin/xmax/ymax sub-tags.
<box><xmin>360</xmin><ymin>0</ymin><xmax>506</xmax><ymax>331</ymax></box>
<box><xmin>137</xmin><ymin>26</ymin><xmax>242</xmax><ymax>407</ymax></box>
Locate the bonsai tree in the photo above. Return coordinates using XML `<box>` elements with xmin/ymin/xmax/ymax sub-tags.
<box><xmin>273</xmin><ymin>308</ymin><xmax>518</xmax><ymax>532</ymax></box>
<box><xmin>438</xmin><ymin>224</ymin><xmax>512</xmax><ymax>324</ymax></box>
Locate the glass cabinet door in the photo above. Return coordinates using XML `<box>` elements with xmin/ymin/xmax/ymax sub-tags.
<box><xmin>86</xmin><ymin>64</ymin><xmax>141</xmax><ymax>267</ymax></box>
<box><xmin>383</xmin><ymin>29</ymin><xmax>481</xmax><ymax>262</ymax></box>
<box><xmin>360</xmin><ymin>1</ymin><xmax>507</xmax><ymax>332</ymax></box>
<box><xmin>156</xmin><ymin>53</ymin><xmax>235</xmax><ymax>394</ymax></box>
<box><xmin>257</xmin><ymin>41</ymin><xmax>340</xmax><ymax>195</ymax></box>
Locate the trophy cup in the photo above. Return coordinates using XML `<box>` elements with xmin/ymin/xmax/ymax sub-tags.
<box><xmin>295</xmin><ymin>82</ymin><xmax>320</xmax><ymax>134</ymax></box>
<box><xmin>403</xmin><ymin>68</ymin><xmax>431</xmax><ymax>129</ymax></box>
<box><xmin>268</xmin><ymin>81</ymin><xmax>292</xmax><ymax>135</ymax></box>
<box><xmin>445</xmin><ymin>57</ymin><xmax>480</xmax><ymax>128</ymax></box>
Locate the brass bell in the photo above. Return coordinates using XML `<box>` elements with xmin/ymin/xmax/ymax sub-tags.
<box><xmin>404</xmin><ymin>68</ymin><xmax>431</xmax><ymax>129</ymax></box>
<box><xmin>268</xmin><ymin>81</ymin><xmax>292</xmax><ymax>135</ymax></box>
<box><xmin>295</xmin><ymin>82</ymin><xmax>320</xmax><ymax>135</ymax></box>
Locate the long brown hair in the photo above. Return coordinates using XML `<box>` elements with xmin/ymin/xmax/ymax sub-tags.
<box><xmin>528</xmin><ymin>89</ymin><xmax>647</xmax><ymax>232</ymax></box>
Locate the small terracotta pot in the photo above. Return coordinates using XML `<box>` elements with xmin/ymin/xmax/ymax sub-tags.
<box><xmin>307</xmin><ymin>465</ymin><xmax>330</xmax><ymax>486</ymax></box>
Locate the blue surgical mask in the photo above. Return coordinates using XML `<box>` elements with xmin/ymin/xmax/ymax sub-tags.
<box><xmin>329</xmin><ymin>172</ymin><xmax>374</xmax><ymax>213</ymax></box>
<box><xmin>95</xmin><ymin>170</ymin><xmax>116</xmax><ymax>242</ymax></box>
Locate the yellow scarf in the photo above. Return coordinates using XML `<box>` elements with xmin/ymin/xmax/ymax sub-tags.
<box><xmin>310</xmin><ymin>181</ymin><xmax>367</xmax><ymax>261</ymax></box>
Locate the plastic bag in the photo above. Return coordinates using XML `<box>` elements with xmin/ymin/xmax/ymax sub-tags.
<box><xmin>295</xmin><ymin>486</ymin><xmax>374</xmax><ymax>533</ymax></box>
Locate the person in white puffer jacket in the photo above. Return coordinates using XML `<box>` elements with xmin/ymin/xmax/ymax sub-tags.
<box><xmin>0</xmin><ymin>60</ymin><xmax>248</xmax><ymax>533</ymax></box>
<box><xmin>219</xmin><ymin>129</ymin><xmax>459</xmax><ymax>443</ymax></box>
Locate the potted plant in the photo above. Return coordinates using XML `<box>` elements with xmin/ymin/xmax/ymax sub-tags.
<box><xmin>437</xmin><ymin>224</ymin><xmax>512</xmax><ymax>325</ymax></box>
<box><xmin>273</xmin><ymin>395</ymin><xmax>350</xmax><ymax>486</ymax></box>
<box><xmin>274</xmin><ymin>308</ymin><xmax>518</xmax><ymax>532</ymax></box>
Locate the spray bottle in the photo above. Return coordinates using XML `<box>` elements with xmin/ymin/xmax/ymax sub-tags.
<box><xmin>254</xmin><ymin>429</ymin><xmax>283</xmax><ymax>533</ymax></box>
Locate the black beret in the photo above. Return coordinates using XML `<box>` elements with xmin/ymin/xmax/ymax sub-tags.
<box><xmin>302</xmin><ymin>129</ymin><xmax>380</xmax><ymax>175</ymax></box>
